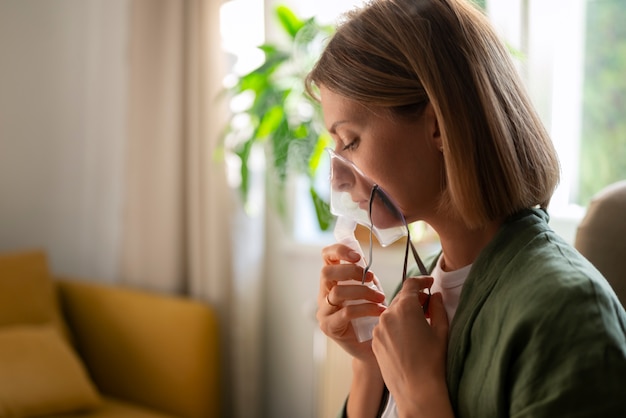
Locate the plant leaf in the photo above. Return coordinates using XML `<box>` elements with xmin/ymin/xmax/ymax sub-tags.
<box><xmin>308</xmin><ymin>131</ymin><xmax>332</xmax><ymax>177</ymax></box>
<box><xmin>235</xmin><ymin>139</ymin><xmax>255</xmax><ymax>201</ymax></box>
<box><xmin>310</xmin><ymin>187</ymin><xmax>334</xmax><ymax>231</ymax></box>
<box><xmin>276</xmin><ymin>5</ymin><xmax>305</xmax><ymax>40</ymax></box>
<box><xmin>257</xmin><ymin>106</ymin><xmax>285</xmax><ymax>139</ymax></box>
<box><xmin>270</xmin><ymin>115</ymin><xmax>292</xmax><ymax>182</ymax></box>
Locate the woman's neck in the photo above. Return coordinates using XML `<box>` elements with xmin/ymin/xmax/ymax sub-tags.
<box><xmin>431</xmin><ymin>218</ymin><xmax>502</xmax><ymax>272</ymax></box>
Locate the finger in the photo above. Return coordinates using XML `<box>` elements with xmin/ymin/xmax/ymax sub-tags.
<box><xmin>320</xmin><ymin>302</ymin><xmax>387</xmax><ymax>337</ymax></box>
<box><xmin>387</xmin><ymin>276</ymin><xmax>432</xmax><ymax>308</ymax></box>
<box><xmin>326</xmin><ymin>282</ymin><xmax>386</xmax><ymax>308</ymax></box>
<box><xmin>401</xmin><ymin>276</ymin><xmax>434</xmax><ymax>293</ymax></box>
<box><xmin>428</xmin><ymin>292</ymin><xmax>449</xmax><ymax>339</ymax></box>
<box><xmin>321</xmin><ymin>263</ymin><xmax>361</xmax><ymax>283</ymax></box>
<box><xmin>372</xmin><ymin>273</ymin><xmax>383</xmax><ymax>290</ymax></box>
<box><xmin>419</xmin><ymin>290</ymin><xmax>431</xmax><ymax>315</ymax></box>
<box><xmin>317</xmin><ymin>293</ymin><xmax>342</xmax><ymax>318</ymax></box>
<box><xmin>318</xmin><ymin>278</ymin><xmax>385</xmax><ymax>316</ymax></box>
<box><xmin>320</xmin><ymin>264</ymin><xmax>375</xmax><ymax>292</ymax></box>
<box><xmin>321</xmin><ymin>243</ymin><xmax>362</xmax><ymax>265</ymax></box>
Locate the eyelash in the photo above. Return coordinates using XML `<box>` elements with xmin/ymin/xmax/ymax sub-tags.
<box><xmin>342</xmin><ymin>138</ymin><xmax>359</xmax><ymax>151</ymax></box>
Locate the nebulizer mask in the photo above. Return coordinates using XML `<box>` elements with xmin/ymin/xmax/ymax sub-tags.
<box><xmin>328</xmin><ymin>148</ymin><xmax>428</xmax><ymax>342</ymax></box>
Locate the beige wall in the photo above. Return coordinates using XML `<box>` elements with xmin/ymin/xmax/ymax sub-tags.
<box><xmin>0</xmin><ymin>0</ymin><xmax>128</xmax><ymax>280</ymax></box>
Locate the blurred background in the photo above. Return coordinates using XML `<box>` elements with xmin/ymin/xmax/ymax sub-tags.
<box><xmin>0</xmin><ymin>0</ymin><xmax>624</xmax><ymax>417</ymax></box>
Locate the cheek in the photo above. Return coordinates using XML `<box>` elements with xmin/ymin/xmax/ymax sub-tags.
<box><xmin>376</xmin><ymin>148</ymin><xmax>444</xmax><ymax>217</ymax></box>
<box><xmin>356</xmin><ymin>154</ymin><xmax>410</xmax><ymax>209</ymax></box>
<box><xmin>357</xmin><ymin>140</ymin><xmax>402</xmax><ymax>181</ymax></box>
<box><xmin>352</xmin><ymin>124</ymin><xmax>443</xmax><ymax>216</ymax></box>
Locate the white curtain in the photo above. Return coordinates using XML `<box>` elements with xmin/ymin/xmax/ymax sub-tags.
<box><xmin>120</xmin><ymin>1</ymin><xmax>262</xmax><ymax>417</ymax></box>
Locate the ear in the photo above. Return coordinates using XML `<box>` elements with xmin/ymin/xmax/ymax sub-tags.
<box><xmin>424</xmin><ymin>103</ymin><xmax>443</xmax><ymax>152</ymax></box>
<box><xmin>434</xmin><ymin>118</ymin><xmax>443</xmax><ymax>152</ymax></box>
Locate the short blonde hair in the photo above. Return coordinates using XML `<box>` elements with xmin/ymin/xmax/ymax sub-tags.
<box><xmin>306</xmin><ymin>0</ymin><xmax>560</xmax><ymax>229</ymax></box>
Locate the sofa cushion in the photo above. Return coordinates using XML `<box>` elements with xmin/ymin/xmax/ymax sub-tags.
<box><xmin>0</xmin><ymin>250</ymin><xmax>69</xmax><ymax>339</ymax></box>
<box><xmin>58</xmin><ymin>279</ymin><xmax>221</xmax><ymax>417</ymax></box>
<box><xmin>0</xmin><ymin>325</ymin><xmax>102</xmax><ymax>417</ymax></box>
<box><xmin>46</xmin><ymin>397</ymin><xmax>178</xmax><ymax>418</ymax></box>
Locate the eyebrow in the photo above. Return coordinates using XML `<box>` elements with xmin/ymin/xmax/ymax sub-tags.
<box><xmin>329</xmin><ymin>120</ymin><xmax>349</xmax><ymax>134</ymax></box>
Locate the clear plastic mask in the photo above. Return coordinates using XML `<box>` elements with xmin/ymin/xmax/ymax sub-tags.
<box><xmin>328</xmin><ymin>148</ymin><xmax>407</xmax><ymax>247</ymax></box>
<box><xmin>327</xmin><ymin>147</ymin><xmax>429</xmax><ymax>280</ymax></box>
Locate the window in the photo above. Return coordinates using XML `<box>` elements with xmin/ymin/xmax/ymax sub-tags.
<box><xmin>578</xmin><ymin>0</ymin><xmax>626</xmax><ymax>204</ymax></box>
<box><xmin>491</xmin><ymin>0</ymin><xmax>626</xmax><ymax>213</ymax></box>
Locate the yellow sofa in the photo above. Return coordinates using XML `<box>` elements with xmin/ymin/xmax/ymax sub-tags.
<box><xmin>0</xmin><ymin>250</ymin><xmax>221</xmax><ymax>418</ymax></box>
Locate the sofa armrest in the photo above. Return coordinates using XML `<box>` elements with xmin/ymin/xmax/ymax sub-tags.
<box><xmin>56</xmin><ymin>279</ymin><xmax>220</xmax><ymax>418</ymax></box>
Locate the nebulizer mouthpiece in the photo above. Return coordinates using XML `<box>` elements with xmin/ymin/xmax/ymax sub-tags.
<box><xmin>328</xmin><ymin>148</ymin><xmax>411</xmax><ymax>342</ymax></box>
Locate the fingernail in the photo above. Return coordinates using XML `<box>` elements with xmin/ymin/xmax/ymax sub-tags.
<box><xmin>348</xmin><ymin>251</ymin><xmax>360</xmax><ymax>261</ymax></box>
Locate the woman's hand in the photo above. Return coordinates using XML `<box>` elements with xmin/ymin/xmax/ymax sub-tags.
<box><xmin>317</xmin><ymin>243</ymin><xmax>387</xmax><ymax>362</ymax></box>
<box><xmin>372</xmin><ymin>277</ymin><xmax>453</xmax><ymax>417</ymax></box>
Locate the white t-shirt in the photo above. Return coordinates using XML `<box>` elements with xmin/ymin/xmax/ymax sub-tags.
<box><xmin>381</xmin><ymin>255</ymin><xmax>472</xmax><ymax>418</ymax></box>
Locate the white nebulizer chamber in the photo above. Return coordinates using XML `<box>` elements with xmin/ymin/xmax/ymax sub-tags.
<box><xmin>333</xmin><ymin>216</ymin><xmax>382</xmax><ymax>342</ymax></box>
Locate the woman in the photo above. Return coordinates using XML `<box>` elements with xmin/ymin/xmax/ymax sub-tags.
<box><xmin>306</xmin><ymin>0</ymin><xmax>626</xmax><ymax>417</ymax></box>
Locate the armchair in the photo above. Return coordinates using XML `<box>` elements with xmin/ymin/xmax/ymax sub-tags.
<box><xmin>0</xmin><ymin>250</ymin><xmax>221</xmax><ymax>418</ymax></box>
<box><xmin>575</xmin><ymin>180</ymin><xmax>626</xmax><ymax>308</ymax></box>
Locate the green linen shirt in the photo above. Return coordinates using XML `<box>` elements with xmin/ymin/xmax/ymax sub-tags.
<box><xmin>340</xmin><ymin>208</ymin><xmax>626</xmax><ymax>417</ymax></box>
<box><xmin>447</xmin><ymin>208</ymin><xmax>626</xmax><ymax>417</ymax></box>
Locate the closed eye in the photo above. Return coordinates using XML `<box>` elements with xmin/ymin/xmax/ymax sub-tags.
<box><xmin>342</xmin><ymin>138</ymin><xmax>359</xmax><ymax>151</ymax></box>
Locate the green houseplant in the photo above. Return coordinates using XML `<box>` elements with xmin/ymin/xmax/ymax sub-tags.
<box><xmin>222</xmin><ymin>5</ymin><xmax>335</xmax><ymax>231</ymax></box>
<box><xmin>221</xmin><ymin>2</ymin><xmax>494</xmax><ymax>233</ymax></box>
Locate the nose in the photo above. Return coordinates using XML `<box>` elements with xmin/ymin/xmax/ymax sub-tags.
<box><xmin>331</xmin><ymin>158</ymin><xmax>356</xmax><ymax>192</ymax></box>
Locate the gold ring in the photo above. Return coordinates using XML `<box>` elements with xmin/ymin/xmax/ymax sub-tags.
<box><xmin>326</xmin><ymin>293</ymin><xmax>339</xmax><ymax>308</ymax></box>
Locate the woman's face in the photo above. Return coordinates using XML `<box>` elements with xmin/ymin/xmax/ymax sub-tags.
<box><xmin>320</xmin><ymin>86</ymin><xmax>445</xmax><ymax>225</ymax></box>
